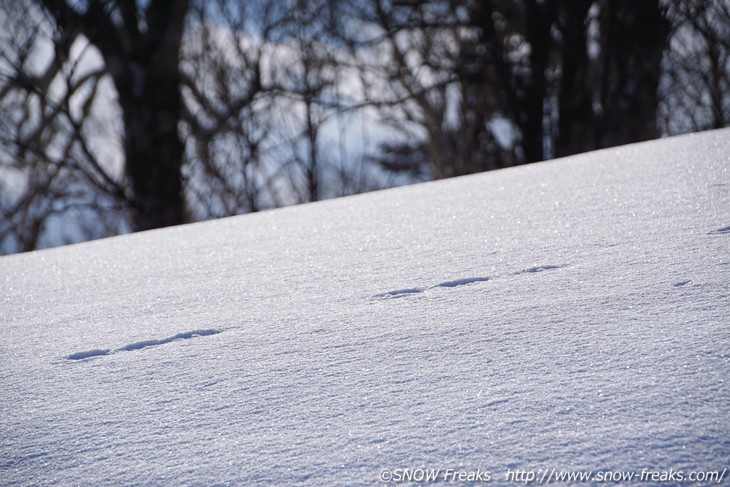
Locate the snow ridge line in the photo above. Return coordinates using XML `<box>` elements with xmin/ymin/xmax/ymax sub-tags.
<box><xmin>66</xmin><ymin>329</ymin><xmax>223</xmax><ymax>361</ymax></box>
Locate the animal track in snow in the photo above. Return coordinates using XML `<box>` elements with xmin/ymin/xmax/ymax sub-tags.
<box><xmin>436</xmin><ymin>277</ymin><xmax>491</xmax><ymax>288</ymax></box>
<box><xmin>67</xmin><ymin>349</ymin><xmax>111</xmax><ymax>360</ymax></box>
<box><xmin>67</xmin><ymin>329</ymin><xmax>222</xmax><ymax>361</ymax></box>
<box><xmin>116</xmin><ymin>329</ymin><xmax>221</xmax><ymax>352</ymax></box>
<box><xmin>513</xmin><ymin>264</ymin><xmax>567</xmax><ymax>275</ymax></box>
<box><xmin>372</xmin><ymin>265</ymin><xmax>567</xmax><ymax>300</ymax></box>
<box><xmin>372</xmin><ymin>277</ymin><xmax>491</xmax><ymax>300</ymax></box>
<box><xmin>709</xmin><ymin>226</ymin><xmax>730</xmax><ymax>235</ymax></box>
<box><xmin>371</xmin><ymin>288</ymin><xmax>426</xmax><ymax>299</ymax></box>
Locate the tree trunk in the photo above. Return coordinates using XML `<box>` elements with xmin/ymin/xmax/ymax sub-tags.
<box><xmin>521</xmin><ymin>0</ymin><xmax>557</xmax><ymax>164</ymax></box>
<box><xmin>597</xmin><ymin>0</ymin><xmax>670</xmax><ymax>148</ymax></box>
<box><xmin>114</xmin><ymin>1</ymin><xmax>189</xmax><ymax>231</ymax></box>
<box><xmin>556</xmin><ymin>0</ymin><xmax>595</xmax><ymax>157</ymax></box>
<box><xmin>40</xmin><ymin>0</ymin><xmax>189</xmax><ymax>232</ymax></box>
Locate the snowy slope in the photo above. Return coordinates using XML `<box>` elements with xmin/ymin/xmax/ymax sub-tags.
<box><xmin>1</xmin><ymin>129</ymin><xmax>729</xmax><ymax>486</ymax></box>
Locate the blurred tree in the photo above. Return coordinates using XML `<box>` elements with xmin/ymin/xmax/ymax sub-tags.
<box><xmin>593</xmin><ymin>0</ymin><xmax>670</xmax><ymax>150</ymax></box>
<box><xmin>0</xmin><ymin>0</ymin><xmax>377</xmax><ymax>253</ymax></box>
<box><xmin>38</xmin><ymin>0</ymin><xmax>190</xmax><ymax>231</ymax></box>
<box><xmin>660</xmin><ymin>0</ymin><xmax>729</xmax><ymax>134</ymax></box>
<box><xmin>0</xmin><ymin>0</ymin><xmax>726</xmax><ymax>255</ymax></box>
<box><xmin>179</xmin><ymin>0</ymin><xmax>375</xmax><ymax>218</ymax></box>
<box><xmin>0</xmin><ymin>0</ymin><xmax>131</xmax><ymax>251</ymax></box>
<box><xmin>343</xmin><ymin>0</ymin><xmax>671</xmax><ymax>174</ymax></box>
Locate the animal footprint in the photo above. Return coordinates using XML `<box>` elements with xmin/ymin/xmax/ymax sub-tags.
<box><xmin>513</xmin><ymin>265</ymin><xmax>566</xmax><ymax>275</ymax></box>
<box><xmin>372</xmin><ymin>276</ymin><xmax>490</xmax><ymax>300</ymax></box>
<box><xmin>371</xmin><ymin>288</ymin><xmax>425</xmax><ymax>299</ymax></box>
<box><xmin>436</xmin><ymin>277</ymin><xmax>490</xmax><ymax>288</ymax></box>
<box><xmin>371</xmin><ymin>264</ymin><xmax>568</xmax><ymax>301</ymax></box>
<box><xmin>67</xmin><ymin>349</ymin><xmax>110</xmax><ymax>360</ymax></box>
<box><xmin>67</xmin><ymin>329</ymin><xmax>222</xmax><ymax>361</ymax></box>
<box><xmin>709</xmin><ymin>226</ymin><xmax>730</xmax><ymax>235</ymax></box>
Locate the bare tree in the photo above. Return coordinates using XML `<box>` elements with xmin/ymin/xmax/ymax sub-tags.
<box><xmin>0</xmin><ymin>0</ymin><xmax>128</xmax><ymax>252</ymax></box>
<box><xmin>340</xmin><ymin>0</ymin><xmax>671</xmax><ymax>177</ymax></box>
<box><xmin>340</xmin><ymin>0</ymin><xmax>509</xmax><ymax>178</ymax></box>
<box><xmin>1</xmin><ymin>0</ymin><xmax>380</xmax><ymax>254</ymax></box>
<box><xmin>594</xmin><ymin>0</ymin><xmax>670</xmax><ymax>149</ymax></box>
<box><xmin>37</xmin><ymin>0</ymin><xmax>190</xmax><ymax>231</ymax></box>
<box><xmin>660</xmin><ymin>0</ymin><xmax>730</xmax><ymax>135</ymax></box>
<box><xmin>0</xmin><ymin>0</ymin><xmax>725</xmax><ymax>256</ymax></box>
<box><xmin>180</xmin><ymin>0</ymin><xmax>273</xmax><ymax>217</ymax></box>
<box><xmin>180</xmin><ymin>0</ymin><xmax>376</xmax><ymax>216</ymax></box>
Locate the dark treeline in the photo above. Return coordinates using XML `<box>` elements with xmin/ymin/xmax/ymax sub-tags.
<box><xmin>0</xmin><ymin>0</ymin><xmax>728</xmax><ymax>253</ymax></box>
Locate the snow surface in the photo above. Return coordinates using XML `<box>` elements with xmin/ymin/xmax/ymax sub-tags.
<box><xmin>1</xmin><ymin>129</ymin><xmax>729</xmax><ymax>486</ymax></box>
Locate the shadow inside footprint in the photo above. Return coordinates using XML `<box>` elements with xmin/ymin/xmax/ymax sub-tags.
<box><xmin>514</xmin><ymin>265</ymin><xmax>566</xmax><ymax>275</ymax></box>
<box><xmin>372</xmin><ymin>288</ymin><xmax>424</xmax><ymax>299</ymax></box>
<box><xmin>67</xmin><ymin>329</ymin><xmax>222</xmax><ymax>360</ymax></box>
<box><xmin>67</xmin><ymin>349</ymin><xmax>111</xmax><ymax>360</ymax></box>
<box><xmin>709</xmin><ymin>226</ymin><xmax>730</xmax><ymax>235</ymax></box>
<box><xmin>436</xmin><ymin>277</ymin><xmax>490</xmax><ymax>288</ymax></box>
<box><xmin>117</xmin><ymin>329</ymin><xmax>221</xmax><ymax>352</ymax></box>
<box><xmin>372</xmin><ymin>276</ymin><xmax>491</xmax><ymax>299</ymax></box>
